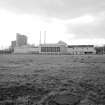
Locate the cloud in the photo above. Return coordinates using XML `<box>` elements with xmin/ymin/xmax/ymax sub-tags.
<box><xmin>0</xmin><ymin>9</ymin><xmax>69</xmax><ymax>47</ymax></box>
<box><xmin>66</xmin><ymin>12</ymin><xmax>105</xmax><ymax>39</ymax></box>
<box><xmin>0</xmin><ymin>0</ymin><xmax>105</xmax><ymax>46</ymax></box>
<box><xmin>0</xmin><ymin>0</ymin><xmax>105</xmax><ymax>19</ymax></box>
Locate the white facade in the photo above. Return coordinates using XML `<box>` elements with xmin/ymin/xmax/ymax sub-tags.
<box><xmin>14</xmin><ymin>45</ymin><xmax>40</xmax><ymax>54</ymax></box>
<box><xmin>67</xmin><ymin>45</ymin><xmax>96</xmax><ymax>55</ymax></box>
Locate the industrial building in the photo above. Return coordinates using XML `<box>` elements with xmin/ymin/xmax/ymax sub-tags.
<box><xmin>67</xmin><ymin>45</ymin><xmax>96</xmax><ymax>55</ymax></box>
<box><xmin>14</xmin><ymin>45</ymin><xmax>40</xmax><ymax>54</ymax></box>
<box><xmin>16</xmin><ymin>33</ymin><xmax>27</xmax><ymax>47</ymax></box>
<box><xmin>13</xmin><ymin>40</ymin><xmax>96</xmax><ymax>55</ymax></box>
<box><xmin>11</xmin><ymin>33</ymin><xmax>96</xmax><ymax>55</ymax></box>
<box><xmin>39</xmin><ymin>41</ymin><xmax>96</xmax><ymax>55</ymax></box>
<box><xmin>12</xmin><ymin>33</ymin><xmax>40</xmax><ymax>54</ymax></box>
<box><xmin>39</xmin><ymin>41</ymin><xmax>67</xmax><ymax>54</ymax></box>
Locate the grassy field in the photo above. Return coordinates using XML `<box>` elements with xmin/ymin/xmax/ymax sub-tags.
<box><xmin>0</xmin><ymin>54</ymin><xmax>105</xmax><ymax>105</ymax></box>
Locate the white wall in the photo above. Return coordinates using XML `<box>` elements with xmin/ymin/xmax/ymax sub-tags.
<box><xmin>67</xmin><ymin>47</ymin><xmax>96</xmax><ymax>54</ymax></box>
<box><xmin>14</xmin><ymin>46</ymin><xmax>40</xmax><ymax>54</ymax></box>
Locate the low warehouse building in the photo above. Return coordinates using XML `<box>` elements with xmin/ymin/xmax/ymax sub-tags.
<box><xmin>67</xmin><ymin>45</ymin><xmax>96</xmax><ymax>55</ymax></box>
<box><xmin>14</xmin><ymin>45</ymin><xmax>40</xmax><ymax>54</ymax></box>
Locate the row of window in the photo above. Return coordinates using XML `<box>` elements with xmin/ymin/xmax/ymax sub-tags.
<box><xmin>41</xmin><ymin>47</ymin><xmax>60</xmax><ymax>52</ymax></box>
<box><xmin>69</xmin><ymin>51</ymin><xmax>94</xmax><ymax>54</ymax></box>
<box><xmin>70</xmin><ymin>47</ymin><xmax>90</xmax><ymax>50</ymax></box>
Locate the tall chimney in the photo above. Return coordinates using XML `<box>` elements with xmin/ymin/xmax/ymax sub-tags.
<box><xmin>44</xmin><ymin>31</ymin><xmax>46</xmax><ymax>44</ymax></box>
<box><xmin>40</xmin><ymin>31</ymin><xmax>41</xmax><ymax>45</ymax></box>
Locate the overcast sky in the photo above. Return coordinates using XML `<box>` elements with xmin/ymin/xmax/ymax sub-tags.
<box><xmin>0</xmin><ymin>0</ymin><xmax>105</xmax><ymax>48</ymax></box>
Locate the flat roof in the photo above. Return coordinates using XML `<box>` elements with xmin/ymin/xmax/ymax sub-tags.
<box><xmin>40</xmin><ymin>44</ymin><xmax>62</xmax><ymax>47</ymax></box>
<box><xmin>68</xmin><ymin>45</ymin><xmax>94</xmax><ymax>48</ymax></box>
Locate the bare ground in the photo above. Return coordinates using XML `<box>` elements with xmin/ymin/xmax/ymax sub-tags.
<box><xmin>0</xmin><ymin>54</ymin><xmax>105</xmax><ymax>105</ymax></box>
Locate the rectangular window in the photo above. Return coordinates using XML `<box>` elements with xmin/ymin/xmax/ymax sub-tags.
<box><xmin>47</xmin><ymin>47</ymin><xmax>49</xmax><ymax>52</ymax></box>
<box><xmin>54</xmin><ymin>47</ymin><xmax>56</xmax><ymax>52</ymax></box>
<box><xmin>55</xmin><ymin>47</ymin><xmax>57</xmax><ymax>52</ymax></box>
<box><xmin>57</xmin><ymin>47</ymin><xmax>60</xmax><ymax>52</ymax></box>
<box><xmin>51</xmin><ymin>47</ymin><xmax>53</xmax><ymax>52</ymax></box>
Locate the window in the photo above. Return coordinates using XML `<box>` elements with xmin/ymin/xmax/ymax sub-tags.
<box><xmin>57</xmin><ymin>47</ymin><xmax>60</xmax><ymax>52</ymax></box>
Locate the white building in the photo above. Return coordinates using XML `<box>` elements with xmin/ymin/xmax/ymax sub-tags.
<box><xmin>14</xmin><ymin>45</ymin><xmax>40</xmax><ymax>54</ymax></box>
<box><xmin>39</xmin><ymin>41</ymin><xmax>67</xmax><ymax>54</ymax></box>
<box><xmin>67</xmin><ymin>45</ymin><xmax>96</xmax><ymax>55</ymax></box>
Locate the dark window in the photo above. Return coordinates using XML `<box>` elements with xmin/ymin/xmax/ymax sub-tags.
<box><xmin>57</xmin><ymin>47</ymin><xmax>60</xmax><ymax>52</ymax></box>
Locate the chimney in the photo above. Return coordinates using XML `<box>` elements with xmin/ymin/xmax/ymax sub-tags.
<box><xmin>40</xmin><ymin>31</ymin><xmax>41</xmax><ymax>45</ymax></box>
<box><xmin>44</xmin><ymin>31</ymin><xmax>46</xmax><ymax>44</ymax></box>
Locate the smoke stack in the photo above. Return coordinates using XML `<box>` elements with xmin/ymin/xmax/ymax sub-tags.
<box><xmin>40</xmin><ymin>31</ymin><xmax>41</xmax><ymax>45</ymax></box>
<box><xmin>44</xmin><ymin>31</ymin><xmax>46</xmax><ymax>44</ymax></box>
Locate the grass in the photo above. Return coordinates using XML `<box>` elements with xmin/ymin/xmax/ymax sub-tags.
<box><xmin>0</xmin><ymin>54</ymin><xmax>105</xmax><ymax>104</ymax></box>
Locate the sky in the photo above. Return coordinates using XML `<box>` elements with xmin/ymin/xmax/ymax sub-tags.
<box><xmin>0</xmin><ymin>0</ymin><xmax>105</xmax><ymax>48</ymax></box>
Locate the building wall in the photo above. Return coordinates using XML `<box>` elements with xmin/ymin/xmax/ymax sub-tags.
<box><xmin>60</xmin><ymin>45</ymin><xmax>68</xmax><ymax>54</ymax></box>
<box><xmin>41</xmin><ymin>47</ymin><xmax>60</xmax><ymax>53</ymax></box>
<box><xmin>67</xmin><ymin>46</ymin><xmax>96</xmax><ymax>55</ymax></box>
<box><xmin>11</xmin><ymin>41</ymin><xmax>16</xmax><ymax>48</ymax></box>
<box><xmin>39</xmin><ymin>44</ymin><xmax>67</xmax><ymax>54</ymax></box>
<box><xmin>16</xmin><ymin>33</ymin><xmax>27</xmax><ymax>47</ymax></box>
<box><xmin>14</xmin><ymin>46</ymin><xmax>40</xmax><ymax>54</ymax></box>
